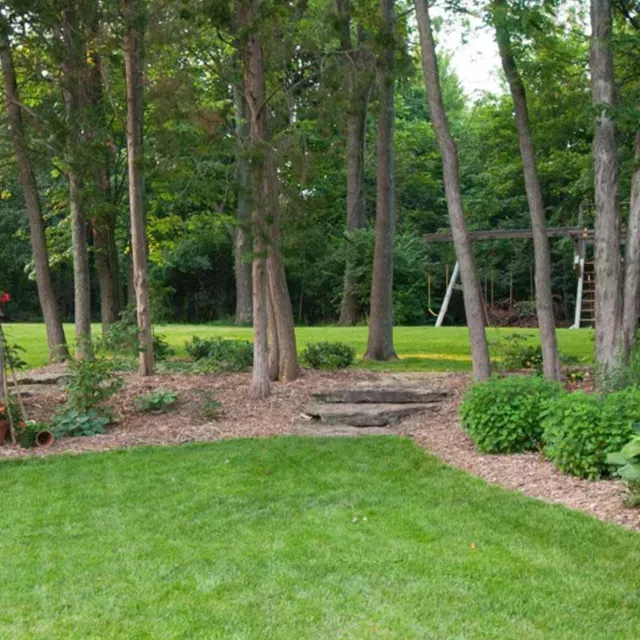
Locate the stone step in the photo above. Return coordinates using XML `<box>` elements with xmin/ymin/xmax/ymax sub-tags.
<box><xmin>294</xmin><ymin>422</ymin><xmax>396</xmax><ymax>437</ymax></box>
<box><xmin>301</xmin><ymin>402</ymin><xmax>431</xmax><ymax>427</ymax></box>
<box><xmin>312</xmin><ymin>387</ymin><xmax>449</xmax><ymax>405</ymax></box>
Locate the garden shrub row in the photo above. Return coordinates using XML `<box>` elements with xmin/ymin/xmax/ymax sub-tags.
<box><xmin>460</xmin><ymin>376</ymin><xmax>640</xmax><ymax>480</ymax></box>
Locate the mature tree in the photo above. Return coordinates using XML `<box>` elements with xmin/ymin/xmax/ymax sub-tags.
<box><xmin>492</xmin><ymin>0</ymin><xmax>560</xmax><ymax>380</ymax></box>
<box><xmin>591</xmin><ymin>0</ymin><xmax>622</xmax><ymax>371</ymax></box>
<box><xmin>622</xmin><ymin>130</ymin><xmax>640</xmax><ymax>352</ymax></box>
<box><xmin>60</xmin><ymin>1</ymin><xmax>92</xmax><ymax>358</ymax></box>
<box><xmin>336</xmin><ymin>0</ymin><xmax>374</xmax><ymax>326</ymax></box>
<box><xmin>240</xmin><ymin>0</ymin><xmax>270</xmax><ymax>398</ymax></box>
<box><xmin>415</xmin><ymin>0</ymin><xmax>491</xmax><ymax>380</ymax></box>
<box><xmin>0</xmin><ymin>18</ymin><xmax>69</xmax><ymax>362</ymax></box>
<box><xmin>85</xmin><ymin>16</ymin><xmax>122</xmax><ymax>329</ymax></box>
<box><xmin>366</xmin><ymin>0</ymin><xmax>397</xmax><ymax>361</ymax></box>
<box><xmin>123</xmin><ymin>0</ymin><xmax>153</xmax><ymax>376</ymax></box>
<box><xmin>233</xmin><ymin>84</ymin><xmax>253</xmax><ymax>325</ymax></box>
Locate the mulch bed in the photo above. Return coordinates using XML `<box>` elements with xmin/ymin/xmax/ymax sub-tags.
<box><xmin>1</xmin><ymin>367</ymin><xmax>638</xmax><ymax>532</ymax></box>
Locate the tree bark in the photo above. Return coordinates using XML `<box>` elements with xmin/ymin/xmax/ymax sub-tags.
<box><xmin>265</xmin><ymin>153</ymin><xmax>300</xmax><ymax>381</ymax></box>
<box><xmin>365</xmin><ymin>0</ymin><xmax>397</xmax><ymax>361</ymax></box>
<box><xmin>622</xmin><ymin>130</ymin><xmax>640</xmax><ymax>352</ymax></box>
<box><xmin>415</xmin><ymin>0</ymin><xmax>491</xmax><ymax>380</ymax></box>
<box><xmin>123</xmin><ymin>0</ymin><xmax>153</xmax><ymax>376</ymax></box>
<box><xmin>337</xmin><ymin>1</ymin><xmax>372</xmax><ymax>326</ymax></box>
<box><xmin>493</xmin><ymin>0</ymin><xmax>560</xmax><ymax>381</ymax></box>
<box><xmin>591</xmin><ymin>0</ymin><xmax>622</xmax><ymax>371</ymax></box>
<box><xmin>0</xmin><ymin>24</ymin><xmax>69</xmax><ymax>362</ymax></box>
<box><xmin>240</xmin><ymin>0</ymin><xmax>270</xmax><ymax>399</ymax></box>
<box><xmin>86</xmin><ymin>45</ymin><xmax>121</xmax><ymax>329</ymax></box>
<box><xmin>61</xmin><ymin>4</ymin><xmax>92</xmax><ymax>359</ymax></box>
<box><xmin>233</xmin><ymin>83</ymin><xmax>253</xmax><ymax>325</ymax></box>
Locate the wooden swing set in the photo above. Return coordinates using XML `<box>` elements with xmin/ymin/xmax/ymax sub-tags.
<box><xmin>423</xmin><ymin>221</ymin><xmax>604</xmax><ymax>329</ymax></box>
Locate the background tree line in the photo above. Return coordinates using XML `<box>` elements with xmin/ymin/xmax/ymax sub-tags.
<box><xmin>0</xmin><ymin>0</ymin><xmax>639</xmax><ymax>389</ymax></box>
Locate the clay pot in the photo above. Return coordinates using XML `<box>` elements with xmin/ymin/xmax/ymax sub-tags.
<box><xmin>34</xmin><ymin>430</ymin><xmax>55</xmax><ymax>449</ymax></box>
<box><xmin>0</xmin><ymin>420</ymin><xmax>8</xmax><ymax>446</ymax></box>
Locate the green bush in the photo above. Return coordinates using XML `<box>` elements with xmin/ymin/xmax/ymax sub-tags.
<box><xmin>100</xmin><ymin>306</ymin><xmax>174</xmax><ymax>361</ymax></box>
<box><xmin>301</xmin><ymin>341</ymin><xmax>356</xmax><ymax>370</ymax></box>
<box><xmin>459</xmin><ymin>376</ymin><xmax>561</xmax><ymax>454</ymax></box>
<box><xmin>65</xmin><ymin>356</ymin><xmax>123</xmax><ymax>414</ymax></box>
<box><xmin>185</xmin><ymin>337</ymin><xmax>253</xmax><ymax>372</ymax></box>
<box><xmin>542</xmin><ymin>389</ymin><xmax>640</xmax><ymax>480</ymax></box>
<box><xmin>52</xmin><ymin>410</ymin><xmax>111</xmax><ymax>438</ymax></box>
<box><xmin>606</xmin><ymin>424</ymin><xmax>640</xmax><ymax>506</ymax></box>
<box><xmin>134</xmin><ymin>389</ymin><xmax>179</xmax><ymax>413</ymax></box>
<box><xmin>490</xmin><ymin>334</ymin><xmax>543</xmax><ymax>373</ymax></box>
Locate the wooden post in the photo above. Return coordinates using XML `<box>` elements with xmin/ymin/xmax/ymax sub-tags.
<box><xmin>436</xmin><ymin>261</ymin><xmax>459</xmax><ymax>327</ymax></box>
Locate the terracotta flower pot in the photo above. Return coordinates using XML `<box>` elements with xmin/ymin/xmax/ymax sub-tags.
<box><xmin>34</xmin><ymin>430</ymin><xmax>55</xmax><ymax>449</ymax></box>
<box><xmin>0</xmin><ymin>420</ymin><xmax>8</xmax><ymax>446</ymax></box>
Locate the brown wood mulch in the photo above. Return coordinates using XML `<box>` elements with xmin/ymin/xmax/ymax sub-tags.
<box><xmin>1</xmin><ymin>368</ymin><xmax>638</xmax><ymax>532</ymax></box>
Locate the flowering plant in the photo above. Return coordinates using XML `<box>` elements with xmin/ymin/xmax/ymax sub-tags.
<box><xmin>0</xmin><ymin>292</ymin><xmax>9</xmax><ymax>317</ymax></box>
<box><xmin>0</xmin><ymin>401</ymin><xmax>7</xmax><ymax>421</ymax></box>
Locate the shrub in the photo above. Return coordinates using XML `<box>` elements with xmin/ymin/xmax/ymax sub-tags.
<box><xmin>65</xmin><ymin>356</ymin><xmax>123</xmax><ymax>414</ymax></box>
<box><xmin>459</xmin><ymin>375</ymin><xmax>561</xmax><ymax>454</ymax></box>
<box><xmin>542</xmin><ymin>389</ymin><xmax>640</xmax><ymax>480</ymax></box>
<box><xmin>301</xmin><ymin>341</ymin><xmax>355</xmax><ymax>370</ymax></box>
<box><xmin>490</xmin><ymin>333</ymin><xmax>543</xmax><ymax>373</ymax></box>
<box><xmin>185</xmin><ymin>337</ymin><xmax>253</xmax><ymax>372</ymax></box>
<box><xmin>607</xmin><ymin>425</ymin><xmax>640</xmax><ymax>506</ymax></box>
<box><xmin>134</xmin><ymin>389</ymin><xmax>179</xmax><ymax>413</ymax></box>
<box><xmin>100</xmin><ymin>306</ymin><xmax>174</xmax><ymax>361</ymax></box>
<box><xmin>52</xmin><ymin>410</ymin><xmax>111</xmax><ymax>438</ymax></box>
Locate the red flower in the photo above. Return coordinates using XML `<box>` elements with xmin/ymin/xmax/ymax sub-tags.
<box><xmin>0</xmin><ymin>292</ymin><xmax>10</xmax><ymax>304</ymax></box>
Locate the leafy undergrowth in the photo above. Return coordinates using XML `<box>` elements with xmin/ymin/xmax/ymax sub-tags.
<box><xmin>1</xmin><ymin>437</ymin><xmax>639</xmax><ymax>639</ymax></box>
<box><xmin>3</xmin><ymin>323</ymin><xmax>594</xmax><ymax>371</ymax></box>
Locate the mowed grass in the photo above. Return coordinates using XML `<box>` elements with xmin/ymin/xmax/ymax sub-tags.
<box><xmin>1</xmin><ymin>437</ymin><xmax>639</xmax><ymax>639</ymax></box>
<box><xmin>3</xmin><ymin>323</ymin><xmax>595</xmax><ymax>371</ymax></box>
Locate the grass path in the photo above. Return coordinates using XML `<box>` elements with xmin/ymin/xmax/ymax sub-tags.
<box><xmin>3</xmin><ymin>323</ymin><xmax>595</xmax><ymax>370</ymax></box>
<box><xmin>1</xmin><ymin>437</ymin><xmax>639</xmax><ymax>639</ymax></box>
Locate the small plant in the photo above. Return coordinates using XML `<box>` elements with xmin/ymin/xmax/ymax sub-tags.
<box><xmin>15</xmin><ymin>420</ymin><xmax>50</xmax><ymax>448</ymax></box>
<box><xmin>490</xmin><ymin>333</ymin><xmax>543</xmax><ymax>373</ymax></box>
<box><xmin>134</xmin><ymin>389</ymin><xmax>179</xmax><ymax>413</ymax></box>
<box><xmin>52</xmin><ymin>409</ymin><xmax>111</xmax><ymax>438</ymax></box>
<box><xmin>202</xmin><ymin>398</ymin><xmax>223</xmax><ymax>420</ymax></box>
<box><xmin>65</xmin><ymin>355</ymin><xmax>123</xmax><ymax>414</ymax></box>
<box><xmin>460</xmin><ymin>375</ymin><xmax>561</xmax><ymax>454</ymax></box>
<box><xmin>542</xmin><ymin>388</ymin><xmax>640</xmax><ymax>480</ymax></box>
<box><xmin>100</xmin><ymin>306</ymin><xmax>174</xmax><ymax>362</ymax></box>
<box><xmin>4</xmin><ymin>341</ymin><xmax>27</xmax><ymax>371</ymax></box>
<box><xmin>185</xmin><ymin>337</ymin><xmax>253</xmax><ymax>372</ymax></box>
<box><xmin>607</xmin><ymin>424</ymin><xmax>640</xmax><ymax>507</ymax></box>
<box><xmin>301</xmin><ymin>341</ymin><xmax>355</xmax><ymax>370</ymax></box>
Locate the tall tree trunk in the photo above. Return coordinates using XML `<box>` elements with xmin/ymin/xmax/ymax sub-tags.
<box><xmin>493</xmin><ymin>0</ymin><xmax>560</xmax><ymax>381</ymax></box>
<box><xmin>337</xmin><ymin>1</ymin><xmax>372</xmax><ymax>325</ymax></box>
<box><xmin>123</xmin><ymin>0</ymin><xmax>153</xmax><ymax>376</ymax></box>
<box><xmin>86</xmin><ymin>45</ymin><xmax>121</xmax><ymax>329</ymax></box>
<box><xmin>265</xmin><ymin>154</ymin><xmax>300</xmax><ymax>381</ymax></box>
<box><xmin>365</xmin><ymin>0</ymin><xmax>397</xmax><ymax>361</ymax></box>
<box><xmin>0</xmin><ymin>25</ymin><xmax>69</xmax><ymax>362</ymax></box>
<box><xmin>622</xmin><ymin>130</ymin><xmax>640</xmax><ymax>352</ymax></box>
<box><xmin>233</xmin><ymin>83</ymin><xmax>253</xmax><ymax>325</ymax></box>
<box><xmin>61</xmin><ymin>4</ymin><xmax>92</xmax><ymax>359</ymax></box>
<box><xmin>591</xmin><ymin>0</ymin><xmax>622</xmax><ymax>372</ymax></box>
<box><xmin>240</xmin><ymin>0</ymin><xmax>270</xmax><ymax>399</ymax></box>
<box><xmin>415</xmin><ymin>0</ymin><xmax>491</xmax><ymax>380</ymax></box>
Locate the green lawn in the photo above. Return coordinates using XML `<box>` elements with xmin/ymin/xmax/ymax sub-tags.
<box><xmin>3</xmin><ymin>323</ymin><xmax>595</xmax><ymax>371</ymax></box>
<box><xmin>1</xmin><ymin>437</ymin><xmax>638</xmax><ymax>639</ymax></box>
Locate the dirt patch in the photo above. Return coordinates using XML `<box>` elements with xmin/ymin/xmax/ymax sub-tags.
<box><xmin>1</xmin><ymin>368</ymin><xmax>638</xmax><ymax>532</ymax></box>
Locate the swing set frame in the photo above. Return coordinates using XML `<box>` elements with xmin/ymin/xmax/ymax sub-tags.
<box><xmin>423</xmin><ymin>222</ymin><xmax>604</xmax><ymax>328</ymax></box>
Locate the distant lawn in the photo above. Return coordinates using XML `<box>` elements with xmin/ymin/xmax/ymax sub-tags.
<box><xmin>3</xmin><ymin>323</ymin><xmax>594</xmax><ymax>371</ymax></box>
<box><xmin>1</xmin><ymin>437</ymin><xmax>638</xmax><ymax>639</ymax></box>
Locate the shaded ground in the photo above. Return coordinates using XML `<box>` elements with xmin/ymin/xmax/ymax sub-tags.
<box><xmin>1</xmin><ymin>367</ymin><xmax>638</xmax><ymax>532</ymax></box>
